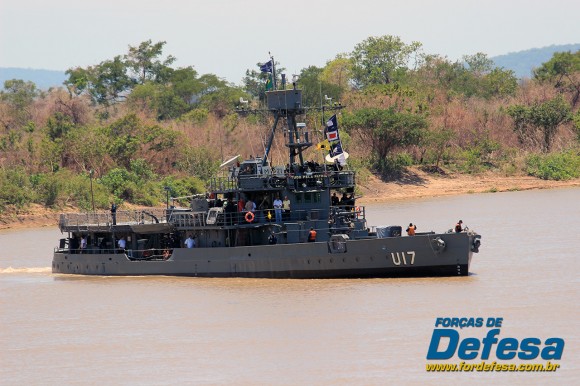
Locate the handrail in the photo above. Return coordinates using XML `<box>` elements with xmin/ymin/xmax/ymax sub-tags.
<box><xmin>208</xmin><ymin>170</ymin><xmax>356</xmax><ymax>192</ymax></box>
<box><xmin>59</xmin><ymin>209</ymin><xmax>168</xmax><ymax>231</ymax></box>
<box><xmin>58</xmin><ymin>206</ymin><xmax>366</xmax><ymax>230</ymax></box>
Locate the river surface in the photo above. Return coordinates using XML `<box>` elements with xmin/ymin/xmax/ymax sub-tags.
<box><xmin>1</xmin><ymin>188</ymin><xmax>578</xmax><ymax>385</ymax></box>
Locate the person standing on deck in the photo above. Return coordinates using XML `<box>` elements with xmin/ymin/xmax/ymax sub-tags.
<box><xmin>117</xmin><ymin>236</ymin><xmax>126</xmax><ymax>250</ymax></box>
<box><xmin>283</xmin><ymin>196</ymin><xmax>291</xmax><ymax>220</ymax></box>
<box><xmin>80</xmin><ymin>236</ymin><xmax>87</xmax><ymax>252</ymax></box>
<box><xmin>273</xmin><ymin>196</ymin><xmax>283</xmax><ymax>223</ymax></box>
<box><xmin>111</xmin><ymin>202</ymin><xmax>117</xmax><ymax>225</ymax></box>
<box><xmin>185</xmin><ymin>235</ymin><xmax>196</xmax><ymax>248</ymax></box>
<box><xmin>308</xmin><ymin>228</ymin><xmax>317</xmax><ymax>242</ymax></box>
<box><xmin>331</xmin><ymin>193</ymin><xmax>339</xmax><ymax>206</ymax></box>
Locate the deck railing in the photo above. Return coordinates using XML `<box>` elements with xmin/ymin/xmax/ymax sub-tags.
<box><xmin>59</xmin><ymin>209</ymin><xmax>168</xmax><ymax>231</ymax></box>
<box><xmin>208</xmin><ymin>170</ymin><xmax>356</xmax><ymax>192</ymax></box>
<box><xmin>58</xmin><ymin>205</ymin><xmax>365</xmax><ymax>231</ymax></box>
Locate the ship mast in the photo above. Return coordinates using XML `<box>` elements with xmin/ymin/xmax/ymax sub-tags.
<box><xmin>238</xmin><ymin>56</ymin><xmax>343</xmax><ymax>168</ymax></box>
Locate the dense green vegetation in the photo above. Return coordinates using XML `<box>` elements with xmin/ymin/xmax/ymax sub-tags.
<box><xmin>1</xmin><ymin>38</ymin><xmax>579</xmax><ymax>213</ymax></box>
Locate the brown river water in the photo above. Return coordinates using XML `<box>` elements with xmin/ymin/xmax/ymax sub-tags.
<box><xmin>1</xmin><ymin>188</ymin><xmax>578</xmax><ymax>385</ymax></box>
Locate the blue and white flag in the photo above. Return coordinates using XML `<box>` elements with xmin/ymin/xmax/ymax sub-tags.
<box><xmin>325</xmin><ymin>115</ymin><xmax>339</xmax><ymax>142</ymax></box>
<box><xmin>260</xmin><ymin>60</ymin><xmax>273</xmax><ymax>73</ymax></box>
<box><xmin>324</xmin><ymin>114</ymin><xmax>348</xmax><ymax>166</ymax></box>
<box><xmin>330</xmin><ymin>141</ymin><xmax>344</xmax><ymax>158</ymax></box>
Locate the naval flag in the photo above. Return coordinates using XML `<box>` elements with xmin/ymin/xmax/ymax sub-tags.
<box><xmin>326</xmin><ymin>115</ymin><xmax>339</xmax><ymax>142</ymax></box>
<box><xmin>265</xmin><ymin>74</ymin><xmax>273</xmax><ymax>91</ymax></box>
<box><xmin>324</xmin><ymin>114</ymin><xmax>347</xmax><ymax>166</ymax></box>
<box><xmin>260</xmin><ymin>60</ymin><xmax>273</xmax><ymax>73</ymax></box>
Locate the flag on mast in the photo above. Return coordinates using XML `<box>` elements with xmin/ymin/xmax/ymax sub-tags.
<box><xmin>260</xmin><ymin>60</ymin><xmax>273</xmax><ymax>73</ymax></box>
<box><xmin>324</xmin><ymin>114</ymin><xmax>348</xmax><ymax>166</ymax></box>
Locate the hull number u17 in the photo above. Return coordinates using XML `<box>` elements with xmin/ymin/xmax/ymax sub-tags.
<box><xmin>391</xmin><ymin>251</ymin><xmax>416</xmax><ymax>266</ymax></box>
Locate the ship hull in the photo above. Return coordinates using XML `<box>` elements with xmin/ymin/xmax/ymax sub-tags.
<box><xmin>52</xmin><ymin>232</ymin><xmax>477</xmax><ymax>278</ymax></box>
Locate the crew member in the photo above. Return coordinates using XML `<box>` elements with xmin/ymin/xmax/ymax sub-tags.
<box><xmin>185</xmin><ymin>235</ymin><xmax>196</xmax><ymax>248</ymax></box>
<box><xmin>283</xmin><ymin>196</ymin><xmax>291</xmax><ymax>220</ymax></box>
<box><xmin>455</xmin><ymin>220</ymin><xmax>463</xmax><ymax>233</ymax></box>
<box><xmin>331</xmin><ymin>193</ymin><xmax>339</xmax><ymax>206</ymax></box>
<box><xmin>273</xmin><ymin>196</ymin><xmax>283</xmax><ymax>223</ymax></box>
<box><xmin>111</xmin><ymin>202</ymin><xmax>117</xmax><ymax>225</ymax></box>
<box><xmin>80</xmin><ymin>235</ymin><xmax>87</xmax><ymax>252</ymax></box>
<box><xmin>406</xmin><ymin>223</ymin><xmax>417</xmax><ymax>236</ymax></box>
<box><xmin>308</xmin><ymin>227</ymin><xmax>317</xmax><ymax>242</ymax></box>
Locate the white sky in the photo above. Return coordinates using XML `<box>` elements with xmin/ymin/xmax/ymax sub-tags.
<box><xmin>1</xmin><ymin>0</ymin><xmax>578</xmax><ymax>85</ymax></box>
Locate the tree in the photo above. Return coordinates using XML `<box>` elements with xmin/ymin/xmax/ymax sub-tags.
<box><xmin>0</xmin><ymin>79</ymin><xmax>38</xmax><ymax>130</ymax></box>
<box><xmin>65</xmin><ymin>56</ymin><xmax>132</xmax><ymax>106</ymax></box>
<box><xmin>320</xmin><ymin>55</ymin><xmax>351</xmax><ymax>90</ymax></box>
<box><xmin>506</xmin><ymin>104</ymin><xmax>535</xmax><ymax>148</ymax></box>
<box><xmin>46</xmin><ymin>112</ymin><xmax>75</xmax><ymax>140</ymax></box>
<box><xmin>342</xmin><ymin>108</ymin><xmax>427</xmax><ymax>169</ymax></box>
<box><xmin>412</xmin><ymin>55</ymin><xmax>466</xmax><ymax>93</ymax></box>
<box><xmin>60</xmin><ymin>126</ymin><xmax>109</xmax><ymax>173</ymax></box>
<box><xmin>482</xmin><ymin>68</ymin><xmax>518</xmax><ymax>99</ymax></box>
<box><xmin>507</xmin><ymin>96</ymin><xmax>571</xmax><ymax>152</ymax></box>
<box><xmin>350</xmin><ymin>35</ymin><xmax>422</xmax><ymax>88</ymax></box>
<box><xmin>64</xmin><ymin>67</ymin><xmax>91</xmax><ymax>97</ymax></box>
<box><xmin>534</xmin><ymin>50</ymin><xmax>580</xmax><ymax>107</ymax></box>
<box><xmin>423</xmin><ymin>127</ymin><xmax>455</xmax><ymax>168</ymax></box>
<box><xmin>124</xmin><ymin>40</ymin><xmax>176</xmax><ymax>84</ymax></box>
<box><xmin>528</xmin><ymin>96</ymin><xmax>572</xmax><ymax>152</ymax></box>
<box><xmin>413</xmin><ymin>52</ymin><xmax>516</xmax><ymax>99</ymax></box>
<box><xmin>297</xmin><ymin>66</ymin><xmax>343</xmax><ymax>107</ymax></box>
<box><xmin>65</xmin><ymin>40</ymin><xmax>175</xmax><ymax>107</ymax></box>
<box><xmin>463</xmin><ymin>52</ymin><xmax>494</xmax><ymax>76</ymax></box>
<box><xmin>242</xmin><ymin>68</ymin><xmax>267</xmax><ymax>100</ymax></box>
<box><xmin>195</xmin><ymin>74</ymin><xmax>247</xmax><ymax>117</ymax></box>
<box><xmin>90</xmin><ymin>56</ymin><xmax>133</xmax><ymax>105</ymax></box>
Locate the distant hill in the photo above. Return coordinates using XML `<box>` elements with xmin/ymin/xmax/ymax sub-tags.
<box><xmin>0</xmin><ymin>67</ymin><xmax>66</xmax><ymax>90</ymax></box>
<box><xmin>491</xmin><ymin>44</ymin><xmax>580</xmax><ymax>79</ymax></box>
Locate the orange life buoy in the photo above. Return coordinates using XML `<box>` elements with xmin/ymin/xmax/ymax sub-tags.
<box><xmin>245</xmin><ymin>211</ymin><xmax>255</xmax><ymax>223</ymax></box>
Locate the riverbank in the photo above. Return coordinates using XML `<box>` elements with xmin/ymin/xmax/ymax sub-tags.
<box><xmin>357</xmin><ymin>167</ymin><xmax>580</xmax><ymax>203</ymax></box>
<box><xmin>1</xmin><ymin>168</ymin><xmax>579</xmax><ymax>230</ymax></box>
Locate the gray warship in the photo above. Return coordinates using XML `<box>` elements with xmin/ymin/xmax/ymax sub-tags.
<box><xmin>53</xmin><ymin>79</ymin><xmax>481</xmax><ymax>278</ymax></box>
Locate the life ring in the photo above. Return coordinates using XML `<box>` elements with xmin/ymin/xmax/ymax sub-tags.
<box><xmin>245</xmin><ymin>211</ymin><xmax>255</xmax><ymax>223</ymax></box>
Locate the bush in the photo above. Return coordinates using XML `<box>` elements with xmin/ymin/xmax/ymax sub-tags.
<box><xmin>179</xmin><ymin>108</ymin><xmax>209</xmax><ymax>124</ymax></box>
<box><xmin>61</xmin><ymin>171</ymin><xmax>110</xmax><ymax>211</ymax></box>
<box><xmin>100</xmin><ymin>168</ymin><xmax>137</xmax><ymax>199</ymax></box>
<box><xmin>31</xmin><ymin>173</ymin><xmax>62</xmax><ymax>207</ymax></box>
<box><xmin>160</xmin><ymin>176</ymin><xmax>206</xmax><ymax>206</ymax></box>
<box><xmin>374</xmin><ymin>153</ymin><xmax>414</xmax><ymax>177</ymax></box>
<box><xmin>525</xmin><ymin>150</ymin><xmax>580</xmax><ymax>180</ymax></box>
<box><xmin>0</xmin><ymin>167</ymin><xmax>34</xmax><ymax>210</ymax></box>
<box><xmin>347</xmin><ymin>158</ymin><xmax>372</xmax><ymax>186</ymax></box>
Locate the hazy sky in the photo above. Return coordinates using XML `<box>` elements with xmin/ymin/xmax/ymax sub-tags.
<box><xmin>1</xmin><ymin>0</ymin><xmax>578</xmax><ymax>84</ymax></box>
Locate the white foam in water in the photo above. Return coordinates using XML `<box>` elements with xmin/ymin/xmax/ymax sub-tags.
<box><xmin>0</xmin><ymin>266</ymin><xmax>52</xmax><ymax>274</ymax></box>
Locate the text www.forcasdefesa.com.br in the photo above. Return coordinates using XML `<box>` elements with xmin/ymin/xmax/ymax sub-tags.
<box><xmin>426</xmin><ymin>361</ymin><xmax>561</xmax><ymax>372</ymax></box>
